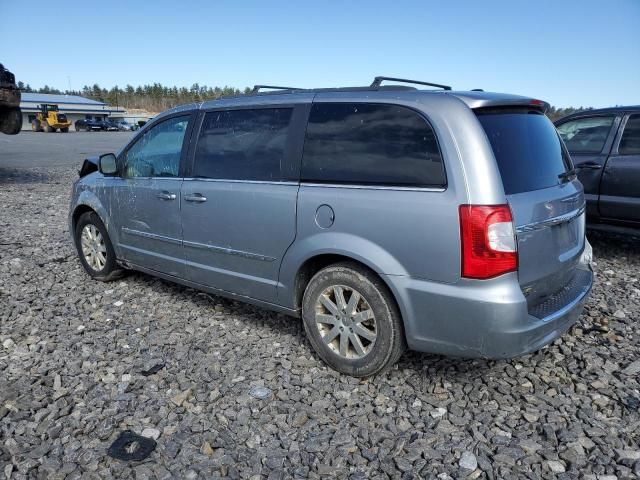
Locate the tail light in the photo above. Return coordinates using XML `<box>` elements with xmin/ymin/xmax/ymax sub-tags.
<box><xmin>459</xmin><ymin>204</ymin><xmax>517</xmax><ymax>279</ymax></box>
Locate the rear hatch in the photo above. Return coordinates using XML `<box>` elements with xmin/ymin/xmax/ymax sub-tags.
<box><xmin>476</xmin><ymin>108</ymin><xmax>587</xmax><ymax>312</ymax></box>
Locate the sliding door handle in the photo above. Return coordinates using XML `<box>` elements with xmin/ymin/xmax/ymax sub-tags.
<box><xmin>156</xmin><ymin>191</ymin><xmax>177</xmax><ymax>200</ymax></box>
<box><xmin>184</xmin><ymin>193</ymin><xmax>207</xmax><ymax>203</ymax></box>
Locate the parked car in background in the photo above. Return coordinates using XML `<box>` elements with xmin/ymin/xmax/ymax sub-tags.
<box><xmin>114</xmin><ymin>120</ymin><xmax>136</xmax><ymax>131</ymax></box>
<box><xmin>100</xmin><ymin>119</ymin><xmax>120</xmax><ymax>131</ymax></box>
<box><xmin>556</xmin><ymin>106</ymin><xmax>640</xmax><ymax>231</ymax></box>
<box><xmin>69</xmin><ymin>78</ymin><xmax>593</xmax><ymax>376</ymax></box>
<box><xmin>75</xmin><ymin>119</ymin><xmax>103</xmax><ymax>131</ymax></box>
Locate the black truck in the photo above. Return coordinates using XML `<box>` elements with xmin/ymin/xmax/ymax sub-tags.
<box><xmin>556</xmin><ymin>106</ymin><xmax>640</xmax><ymax>232</ymax></box>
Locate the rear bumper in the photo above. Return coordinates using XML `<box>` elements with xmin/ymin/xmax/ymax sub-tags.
<box><xmin>384</xmin><ymin>262</ymin><xmax>593</xmax><ymax>359</ymax></box>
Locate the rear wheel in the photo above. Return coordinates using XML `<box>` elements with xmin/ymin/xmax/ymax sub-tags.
<box><xmin>74</xmin><ymin>212</ymin><xmax>124</xmax><ymax>282</ymax></box>
<box><xmin>302</xmin><ymin>262</ymin><xmax>405</xmax><ymax>377</ymax></box>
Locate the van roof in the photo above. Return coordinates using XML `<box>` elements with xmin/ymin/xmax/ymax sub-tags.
<box><xmin>160</xmin><ymin>77</ymin><xmax>550</xmax><ymax>118</ymax></box>
<box><xmin>195</xmin><ymin>89</ymin><xmax>548</xmax><ymax>112</ymax></box>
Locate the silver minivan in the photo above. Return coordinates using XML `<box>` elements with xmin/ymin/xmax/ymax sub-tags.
<box><xmin>69</xmin><ymin>77</ymin><xmax>593</xmax><ymax>376</ymax></box>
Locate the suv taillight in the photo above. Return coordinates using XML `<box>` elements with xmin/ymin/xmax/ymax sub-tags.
<box><xmin>459</xmin><ymin>204</ymin><xmax>517</xmax><ymax>279</ymax></box>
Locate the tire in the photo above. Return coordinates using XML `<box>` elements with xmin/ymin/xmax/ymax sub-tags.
<box><xmin>301</xmin><ymin>262</ymin><xmax>405</xmax><ymax>377</ymax></box>
<box><xmin>61</xmin><ymin>127</ymin><xmax>69</xmax><ymax>133</ymax></box>
<box><xmin>46</xmin><ymin>124</ymin><xmax>54</xmax><ymax>133</ymax></box>
<box><xmin>0</xmin><ymin>107</ymin><xmax>22</xmax><ymax>135</ymax></box>
<box><xmin>74</xmin><ymin>211</ymin><xmax>124</xmax><ymax>282</ymax></box>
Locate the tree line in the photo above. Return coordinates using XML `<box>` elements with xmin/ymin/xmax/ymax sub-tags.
<box><xmin>17</xmin><ymin>82</ymin><xmax>251</xmax><ymax>113</ymax></box>
<box><xmin>16</xmin><ymin>81</ymin><xmax>589</xmax><ymax>119</ymax></box>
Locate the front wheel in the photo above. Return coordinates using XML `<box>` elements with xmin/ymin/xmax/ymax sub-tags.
<box><xmin>74</xmin><ymin>211</ymin><xmax>124</xmax><ymax>281</ymax></box>
<box><xmin>302</xmin><ymin>262</ymin><xmax>405</xmax><ymax>377</ymax></box>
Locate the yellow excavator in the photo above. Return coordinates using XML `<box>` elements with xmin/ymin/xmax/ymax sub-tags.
<box><xmin>32</xmin><ymin>104</ymin><xmax>72</xmax><ymax>132</ymax></box>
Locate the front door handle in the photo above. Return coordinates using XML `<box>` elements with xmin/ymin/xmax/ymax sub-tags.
<box><xmin>184</xmin><ymin>193</ymin><xmax>207</xmax><ymax>203</ymax></box>
<box><xmin>575</xmin><ymin>161</ymin><xmax>602</xmax><ymax>170</ymax></box>
<box><xmin>156</xmin><ymin>191</ymin><xmax>177</xmax><ymax>200</ymax></box>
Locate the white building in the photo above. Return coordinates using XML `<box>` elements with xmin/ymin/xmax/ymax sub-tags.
<box><xmin>109</xmin><ymin>108</ymin><xmax>156</xmax><ymax>126</ymax></box>
<box><xmin>19</xmin><ymin>93</ymin><xmax>125</xmax><ymax>131</ymax></box>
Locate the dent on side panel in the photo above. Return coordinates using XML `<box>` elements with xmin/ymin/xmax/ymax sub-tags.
<box><xmin>73</xmin><ymin>175</ymin><xmax>135</xmax><ymax>259</ymax></box>
<box><xmin>74</xmin><ymin>182</ymin><xmax>109</xmax><ymax>228</ymax></box>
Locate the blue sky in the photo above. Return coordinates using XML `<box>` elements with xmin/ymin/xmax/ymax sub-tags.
<box><xmin>1</xmin><ymin>0</ymin><xmax>638</xmax><ymax>107</ymax></box>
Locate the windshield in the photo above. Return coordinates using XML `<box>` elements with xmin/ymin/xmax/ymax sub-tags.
<box><xmin>476</xmin><ymin>110</ymin><xmax>572</xmax><ymax>195</ymax></box>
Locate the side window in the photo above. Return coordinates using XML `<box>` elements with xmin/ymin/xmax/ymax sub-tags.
<box><xmin>619</xmin><ymin>114</ymin><xmax>640</xmax><ymax>155</ymax></box>
<box><xmin>556</xmin><ymin>116</ymin><xmax>615</xmax><ymax>154</ymax></box>
<box><xmin>193</xmin><ymin>108</ymin><xmax>293</xmax><ymax>181</ymax></box>
<box><xmin>301</xmin><ymin>103</ymin><xmax>445</xmax><ymax>187</ymax></box>
<box><xmin>124</xmin><ymin>115</ymin><xmax>190</xmax><ymax>178</ymax></box>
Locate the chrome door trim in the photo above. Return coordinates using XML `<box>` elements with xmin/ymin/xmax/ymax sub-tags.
<box><xmin>515</xmin><ymin>206</ymin><xmax>586</xmax><ymax>234</ymax></box>
<box><xmin>121</xmin><ymin>227</ymin><xmax>182</xmax><ymax>246</ymax></box>
<box><xmin>182</xmin><ymin>178</ymin><xmax>299</xmax><ymax>186</ymax></box>
<box><xmin>300</xmin><ymin>182</ymin><xmax>446</xmax><ymax>192</ymax></box>
<box><xmin>182</xmin><ymin>239</ymin><xmax>276</xmax><ymax>262</ymax></box>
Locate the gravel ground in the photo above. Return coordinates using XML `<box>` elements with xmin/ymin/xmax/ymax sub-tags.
<box><xmin>1</xmin><ymin>166</ymin><xmax>639</xmax><ymax>479</ymax></box>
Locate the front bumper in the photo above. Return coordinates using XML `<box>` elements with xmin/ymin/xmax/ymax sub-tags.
<box><xmin>384</xmin><ymin>246</ymin><xmax>593</xmax><ymax>359</ymax></box>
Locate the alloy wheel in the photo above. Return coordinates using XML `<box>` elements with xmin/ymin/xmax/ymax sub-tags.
<box><xmin>80</xmin><ymin>224</ymin><xmax>107</xmax><ymax>271</ymax></box>
<box><xmin>314</xmin><ymin>285</ymin><xmax>377</xmax><ymax>359</ymax></box>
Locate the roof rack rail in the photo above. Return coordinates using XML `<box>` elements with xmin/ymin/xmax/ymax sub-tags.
<box><xmin>251</xmin><ymin>85</ymin><xmax>300</xmax><ymax>93</ymax></box>
<box><xmin>370</xmin><ymin>76</ymin><xmax>452</xmax><ymax>91</ymax></box>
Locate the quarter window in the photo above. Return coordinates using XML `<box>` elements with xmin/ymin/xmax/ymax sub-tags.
<box><xmin>619</xmin><ymin>114</ymin><xmax>640</xmax><ymax>155</ymax></box>
<box><xmin>124</xmin><ymin>115</ymin><xmax>190</xmax><ymax>178</ymax></box>
<box><xmin>193</xmin><ymin>108</ymin><xmax>293</xmax><ymax>181</ymax></box>
<box><xmin>301</xmin><ymin>103</ymin><xmax>445</xmax><ymax>187</ymax></box>
<box><xmin>556</xmin><ymin>116</ymin><xmax>615</xmax><ymax>154</ymax></box>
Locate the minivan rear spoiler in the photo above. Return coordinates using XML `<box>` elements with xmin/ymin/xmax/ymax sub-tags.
<box><xmin>447</xmin><ymin>92</ymin><xmax>550</xmax><ymax>113</ymax></box>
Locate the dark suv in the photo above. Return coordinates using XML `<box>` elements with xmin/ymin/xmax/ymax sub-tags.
<box><xmin>75</xmin><ymin>119</ymin><xmax>103</xmax><ymax>132</ymax></box>
<box><xmin>555</xmin><ymin>106</ymin><xmax>640</xmax><ymax>231</ymax></box>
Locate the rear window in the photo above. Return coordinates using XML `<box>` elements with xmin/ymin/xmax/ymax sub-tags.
<box><xmin>476</xmin><ymin>110</ymin><xmax>571</xmax><ymax>195</ymax></box>
<box><xmin>302</xmin><ymin>103</ymin><xmax>446</xmax><ymax>187</ymax></box>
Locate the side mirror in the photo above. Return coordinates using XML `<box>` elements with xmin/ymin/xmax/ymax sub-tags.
<box><xmin>99</xmin><ymin>153</ymin><xmax>118</xmax><ymax>176</ymax></box>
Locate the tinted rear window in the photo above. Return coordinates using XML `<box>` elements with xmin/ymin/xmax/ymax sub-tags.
<box><xmin>302</xmin><ymin>103</ymin><xmax>445</xmax><ymax>187</ymax></box>
<box><xmin>476</xmin><ymin>111</ymin><xmax>571</xmax><ymax>195</ymax></box>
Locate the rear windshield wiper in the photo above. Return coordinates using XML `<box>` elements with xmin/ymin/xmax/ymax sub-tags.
<box><xmin>558</xmin><ymin>168</ymin><xmax>577</xmax><ymax>182</ymax></box>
